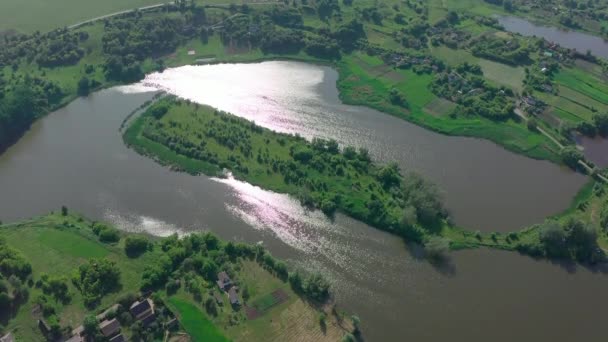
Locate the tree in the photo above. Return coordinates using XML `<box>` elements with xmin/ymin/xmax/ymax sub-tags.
<box><xmin>560</xmin><ymin>146</ymin><xmax>584</xmax><ymax>170</ymax></box>
<box><xmin>526</xmin><ymin>117</ymin><xmax>538</xmax><ymax>131</ymax></box>
<box><xmin>61</xmin><ymin>205</ymin><xmax>68</xmax><ymax>216</ymax></box>
<box><xmin>592</xmin><ymin>113</ymin><xmax>608</xmax><ymax>136</ymax></box>
<box><xmin>539</xmin><ymin>221</ymin><xmax>567</xmax><ymax>258</ymax></box>
<box><xmin>73</xmin><ymin>258</ymin><xmax>121</xmax><ymax>306</ymax></box>
<box><xmin>125</xmin><ymin>236</ymin><xmax>151</xmax><ymax>257</ymax></box>
<box><xmin>389</xmin><ymin>88</ymin><xmax>408</xmax><ymax>107</ymax></box>
<box><xmin>424</xmin><ymin>236</ymin><xmax>449</xmax><ymax>262</ymax></box>
<box><xmin>83</xmin><ymin>315</ymin><xmax>98</xmax><ymax>336</ymax></box>
<box><xmin>77</xmin><ymin>77</ymin><xmax>90</xmax><ymax>97</ymax></box>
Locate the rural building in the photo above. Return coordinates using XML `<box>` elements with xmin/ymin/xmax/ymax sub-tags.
<box><xmin>130</xmin><ymin>298</ymin><xmax>155</xmax><ymax>321</ymax></box>
<box><xmin>38</xmin><ymin>319</ymin><xmax>50</xmax><ymax>335</ymax></box>
<box><xmin>109</xmin><ymin>334</ymin><xmax>126</xmax><ymax>342</ymax></box>
<box><xmin>216</xmin><ymin>271</ymin><xmax>233</xmax><ymax>291</ymax></box>
<box><xmin>99</xmin><ymin>318</ymin><xmax>120</xmax><ymax>338</ymax></box>
<box><xmin>165</xmin><ymin>318</ymin><xmax>178</xmax><ymax>330</ymax></box>
<box><xmin>71</xmin><ymin>325</ymin><xmax>84</xmax><ymax>337</ymax></box>
<box><xmin>64</xmin><ymin>335</ymin><xmax>84</xmax><ymax>342</ymax></box>
<box><xmin>0</xmin><ymin>333</ymin><xmax>14</xmax><ymax>342</ymax></box>
<box><xmin>96</xmin><ymin>304</ymin><xmax>120</xmax><ymax>321</ymax></box>
<box><xmin>228</xmin><ymin>287</ymin><xmax>240</xmax><ymax>307</ymax></box>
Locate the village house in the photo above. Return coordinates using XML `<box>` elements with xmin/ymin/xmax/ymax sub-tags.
<box><xmin>130</xmin><ymin>298</ymin><xmax>156</xmax><ymax>326</ymax></box>
<box><xmin>38</xmin><ymin>319</ymin><xmax>51</xmax><ymax>335</ymax></box>
<box><xmin>64</xmin><ymin>334</ymin><xmax>84</xmax><ymax>342</ymax></box>
<box><xmin>0</xmin><ymin>333</ymin><xmax>14</xmax><ymax>342</ymax></box>
<box><xmin>228</xmin><ymin>287</ymin><xmax>241</xmax><ymax>307</ymax></box>
<box><xmin>99</xmin><ymin>318</ymin><xmax>120</xmax><ymax>338</ymax></box>
<box><xmin>216</xmin><ymin>271</ymin><xmax>233</xmax><ymax>291</ymax></box>
<box><xmin>109</xmin><ymin>334</ymin><xmax>126</xmax><ymax>342</ymax></box>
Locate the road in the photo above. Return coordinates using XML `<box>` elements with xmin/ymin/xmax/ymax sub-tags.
<box><xmin>514</xmin><ymin>107</ymin><xmax>608</xmax><ymax>183</ymax></box>
<box><xmin>67</xmin><ymin>1</ymin><xmax>280</xmax><ymax>30</ymax></box>
<box><xmin>68</xmin><ymin>2</ymin><xmax>174</xmax><ymax>29</ymax></box>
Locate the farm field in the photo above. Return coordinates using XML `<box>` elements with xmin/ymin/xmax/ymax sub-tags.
<box><xmin>0</xmin><ymin>0</ymin><xmax>164</xmax><ymax>33</ymax></box>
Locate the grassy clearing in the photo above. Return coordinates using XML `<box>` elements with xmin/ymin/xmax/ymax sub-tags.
<box><xmin>423</xmin><ymin>97</ymin><xmax>457</xmax><ymax>116</ymax></box>
<box><xmin>430</xmin><ymin>46</ymin><xmax>525</xmax><ymax>91</ymax></box>
<box><xmin>0</xmin><ymin>0</ymin><xmax>158</xmax><ymax>33</ymax></box>
<box><xmin>555</xmin><ymin>68</ymin><xmax>608</xmax><ymax>106</ymax></box>
<box><xmin>167</xmin><ymin>297</ymin><xmax>230</xmax><ymax>342</ymax></box>
<box><xmin>0</xmin><ymin>214</ymin><xmax>162</xmax><ymax>341</ymax></box>
<box><xmin>337</xmin><ymin>53</ymin><xmax>559</xmax><ymax>162</ymax></box>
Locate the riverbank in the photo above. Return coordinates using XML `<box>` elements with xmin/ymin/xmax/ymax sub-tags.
<box><xmin>123</xmin><ymin>97</ymin><xmax>608</xmax><ymax>261</ymax></box>
<box><xmin>1</xmin><ymin>3</ymin><xmax>567</xmax><ymax>165</ymax></box>
<box><xmin>0</xmin><ymin>212</ymin><xmax>353</xmax><ymax>341</ymax></box>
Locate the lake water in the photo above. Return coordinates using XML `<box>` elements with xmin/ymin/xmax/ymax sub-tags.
<box><xmin>497</xmin><ymin>15</ymin><xmax>608</xmax><ymax>59</ymax></box>
<box><xmin>0</xmin><ymin>62</ymin><xmax>605</xmax><ymax>341</ymax></box>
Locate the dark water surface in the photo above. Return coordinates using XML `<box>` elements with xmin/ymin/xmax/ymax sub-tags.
<box><xmin>0</xmin><ymin>62</ymin><xmax>605</xmax><ymax>341</ymax></box>
<box><xmin>498</xmin><ymin>15</ymin><xmax>608</xmax><ymax>59</ymax></box>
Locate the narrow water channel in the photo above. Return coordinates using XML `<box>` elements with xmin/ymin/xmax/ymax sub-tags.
<box><xmin>497</xmin><ymin>15</ymin><xmax>608</xmax><ymax>59</ymax></box>
<box><xmin>0</xmin><ymin>62</ymin><xmax>604</xmax><ymax>341</ymax></box>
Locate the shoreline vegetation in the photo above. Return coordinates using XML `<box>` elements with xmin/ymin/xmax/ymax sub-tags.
<box><xmin>124</xmin><ymin>97</ymin><xmax>608</xmax><ymax>264</ymax></box>
<box><xmin>0</xmin><ymin>0</ymin><xmax>606</xmax><ymax>256</ymax></box>
<box><xmin>0</xmin><ymin>212</ymin><xmax>355</xmax><ymax>341</ymax></box>
<box><xmin>2</xmin><ymin>0</ymin><xmax>606</xmax><ymax>165</ymax></box>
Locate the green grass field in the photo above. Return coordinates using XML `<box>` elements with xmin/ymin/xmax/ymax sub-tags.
<box><xmin>429</xmin><ymin>46</ymin><xmax>526</xmax><ymax>91</ymax></box>
<box><xmin>0</xmin><ymin>214</ymin><xmax>162</xmax><ymax>341</ymax></box>
<box><xmin>0</xmin><ymin>0</ymin><xmax>164</xmax><ymax>33</ymax></box>
<box><xmin>168</xmin><ymin>297</ymin><xmax>230</xmax><ymax>342</ymax></box>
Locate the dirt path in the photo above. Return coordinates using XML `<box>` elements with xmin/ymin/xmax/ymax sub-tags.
<box><xmin>515</xmin><ymin>107</ymin><xmax>608</xmax><ymax>183</ymax></box>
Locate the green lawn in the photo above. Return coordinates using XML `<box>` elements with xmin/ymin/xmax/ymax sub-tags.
<box><xmin>0</xmin><ymin>0</ymin><xmax>164</xmax><ymax>33</ymax></box>
<box><xmin>168</xmin><ymin>297</ymin><xmax>230</xmax><ymax>342</ymax></box>
<box><xmin>0</xmin><ymin>214</ymin><xmax>164</xmax><ymax>341</ymax></box>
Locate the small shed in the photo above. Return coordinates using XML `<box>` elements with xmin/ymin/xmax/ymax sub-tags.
<box><xmin>228</xmin><ymin>287</ymin><xmax>240</xmax><ymax>307</ymax></box>
<box><xmin>130</xmin><ymin>298</ymin><xmax>154</xmax><ymax>321</ymax></box>
<box><xmin>216</xmin><ymin>271</ymin><xmax>233</xmax><ymax>291</ymax></box>
<box><xmin>38</xmin><ymin>319</ymin><xmax>50</xmax><ymax>334</ymax></box>
<box><xmin>0</xmin><ymin>333</ymin><xmax>14</xmax><ymax>342</ymax></box>
<box><xmin>99</xmin><ymin>318</ymin><xmax>120</xmax><ymax>337</ymax></box>
<box><xmin>109</xmin><ymin>334</ymin><xmax>126</xmax><ymax>342</ymax></box>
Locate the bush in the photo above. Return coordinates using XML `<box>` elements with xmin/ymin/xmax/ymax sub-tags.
<box><xmin>99</xmin><ymin>228</ymin><xmax>120</xmax><ymax>243</ymax></box>
<box><xmin>424</xmin><ymin>236</ymin><xmax>450</xmax><ymax>262</ymax></box>
<box><xmin>125</xmin><ymin>236</ymin><xmax>152</xmax><ymax>257</ymax></box>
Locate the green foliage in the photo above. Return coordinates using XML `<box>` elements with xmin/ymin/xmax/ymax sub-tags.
<box><xmin>72</xmin><ymin>258</ymin><xmax>121</xmax><ymax>307</ymax></box>
<box><xmin>77</xmin><ymin>77</ymin><xmax>90</xmax><ymax>97</ymax></box>
<box><xmin>38</xmin><ymin>274</ymin><xmax>71</xmax><ymax>303</ymax></box>
<box><xmin>424</xmin><ymin>236</ymin><xmax>450</xmax><ymax>261</ymax></box>
<box><xmin>83</xmin><ymin>315</ymin><xmax>98</xmax><ymax>336</ymax></box>
<box><xmin>130</xmin><ymin>99</ymin><xmax>449</xmax><ymax>241</ymax></box>
<box><xmin>592</xmin><ymin>113</ymin><xmax>608</xmax><ymax>136</ymax></box>
<box><xmin>469</xmin><ymin>35</ymin><xmax>531</xmax><ymax>66</ymax></box>
<box><xmin>91</xmin><ymin>223</ymin><xmax>120</xmax><ymax>243</ymax></box>
<box><xmin>124</xmin><ymin>236</ymin><xmax>152</xmax><ymax>258</ymax></box>
<box><xmin>537</xmin><ymin>219</ymin><xmax>605</xmax><ymax>263</ymax></box>
<box><xmin>0</xmin><ymin>239</ymin><xmax>32</xmax><ymax>280</ymax></box>
<box><xmin>560</xmin><ymin>146</ymin><xmax>584</xmax><ymax>170</ymax></box>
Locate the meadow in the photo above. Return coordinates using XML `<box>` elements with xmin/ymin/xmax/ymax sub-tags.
<box><xmin>0</xmin><ymin>0</ymin><xmax>164</xmax><ymax>33</ymax></box>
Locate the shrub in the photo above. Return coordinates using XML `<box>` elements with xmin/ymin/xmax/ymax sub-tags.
<box><xmin>125</xmin><ymin>236</ymin><xmax>152</xmax><ymax>257</ymax></box>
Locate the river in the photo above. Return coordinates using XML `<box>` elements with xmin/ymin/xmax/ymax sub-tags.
<box><xmin>496</xmin><ymin>16</ymin><xmax>608</xmax><ymax>167</ymax></box>
<box><xmin>497</xmin><ymin>15</ymin><xmax>608</xmax><ymax>59</ymax></box>
<box><xmin>0</xmin><ymin>62</ymin><xmax>605</xmax><ymax>341</ymax></box>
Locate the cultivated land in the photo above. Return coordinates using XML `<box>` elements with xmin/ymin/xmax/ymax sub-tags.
<box><xmin>0</xmin><ymin>0</ymin><xmax>165</xmax><ymax>33</ymax></box>
<box><xmin>0</xmin><ymin>213</ymin><xmax>351</xmax><ymax>341</ymax></box>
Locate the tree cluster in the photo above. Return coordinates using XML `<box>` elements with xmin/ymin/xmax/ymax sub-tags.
<box><xmin>72</xmin><ymin>258</ymin><xmax>121</xmax><ymax>307</ymax></box>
